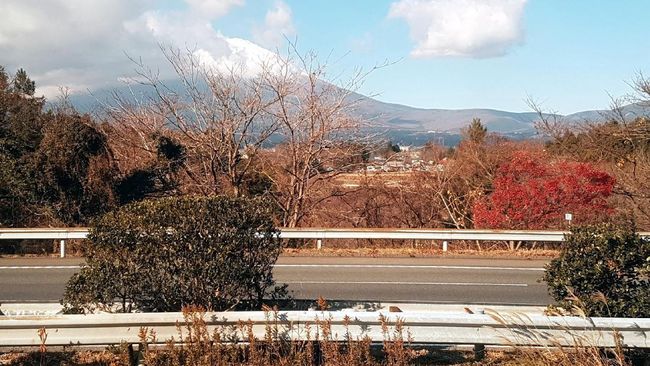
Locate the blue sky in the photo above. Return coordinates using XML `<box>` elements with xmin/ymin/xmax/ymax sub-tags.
<box><xmin>1</xmin><ymin>0</ymin><xmax>648</xmax><ymax>114</ymax></box>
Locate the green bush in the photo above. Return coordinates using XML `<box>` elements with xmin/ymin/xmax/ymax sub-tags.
<box><xmin>544</xmin><ymin>223</ymin><xmax>650</xmax><ymax>317</ymax></box>
<box><xmin>62</xmin><ymin>196</ymin><xmax>286</xmax><ymax>313</ymax></box>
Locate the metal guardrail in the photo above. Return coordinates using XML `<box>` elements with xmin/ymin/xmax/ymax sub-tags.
<box><xmin>1</xmin><ymin>311</ymin><xmax>648</xmax><ymax>348</ymax></box>
<box><xmin>2</xmin><ymin>227</ymin><xmax>649</xmax><ymax>257</ymax></box>
<box><xmin>0</xmin><ymin>227</ymin><xmax>568</xmax><ymax>241</ymax></box>
<box><xmin>0</xmin><ymin>228</ymin><xmax>89</xmax><ymax>240</ymax></box>
<box><xmin>0</xmin><ymin>227</ymin><xmax>567</xmax><ymax>258</ymax></box>
<box><xmin>280</xmin><ymin>228</ymin><xmax>568</xmax><ymax>250</ymax></box>
<box><xmin>0</xmin><ymin>228</ymin><xmax>88</xmax><ymax>258</ymax></box>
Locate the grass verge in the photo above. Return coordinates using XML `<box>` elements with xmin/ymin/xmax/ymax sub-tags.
<box><xmin>2</xmin><ymin>307</ymin><xmax>642</xmax><ymax>366</ymax></box>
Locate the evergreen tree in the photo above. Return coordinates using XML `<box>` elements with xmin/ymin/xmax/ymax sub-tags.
<box><xmin>0</xmin><ymin>65</ymin><xmax>118</xmax><ymax>228</ymax></box>
<box><xmin>0</xmin><ymin>66</ymin><xmax>8</xmax><ymax>91</ymax></box>
<box><xmin>12</xmin><ymin>68</ymin><xmax>35</xmax><ymax>96</ymax></box>
<box><xmin>464</xmin><ymin>118</ymin><xmax>487</xmax><ymax>144</ymax></box>
<box><xmin>0</xmin><ymin>67</ymin><xmax>45</xmax><ymax>226</ymax></box>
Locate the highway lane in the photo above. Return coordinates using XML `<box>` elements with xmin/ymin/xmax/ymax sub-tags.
<box><xmin>0</xmin><ymin>257</ymin><xmax>551</xmax><ymax>305</ymax></box>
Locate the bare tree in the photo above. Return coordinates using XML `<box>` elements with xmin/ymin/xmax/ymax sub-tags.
<box><xmin>105</xmin><ymin>46</ymin><xmax>278</xmax><ymax>197</ymax></box>
<box><xmin>258</xmin><ymin>49</ymin><xmax>377</xmax><ymax>227</ymax></box>
<box><xmin>103</xmin><ymin>44</ymin><xmax>388</xmax><ymax>224</ymax></box>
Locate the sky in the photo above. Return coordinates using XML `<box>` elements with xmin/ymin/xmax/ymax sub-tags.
<box><xmin>0</xmin><ymin>0</ymin><xmax>648</xmax><ymax>114</ymax></box>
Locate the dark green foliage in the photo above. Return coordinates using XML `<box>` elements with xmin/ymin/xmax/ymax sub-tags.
<box><xmin>544</xmin><ymin>223</ymin><xmax>650</xmax><ymax>317</ymax></box>
<box><xmin>62</xmin><ymin>196</ymin><xmax>286</xmax><ymax>312</ymax></box>
<box><xmin>361</xmin><ymin>148</ymin><xmax>370</xmax><ymax>162</ymax></box>
<box><xmin>0</xmin><ymin>66</ymin><xmax>8</xmax><ymax>90</ymax></box>
<box><xmin>0</xmin><ymin>69</ymin><xmax>44</xmax><ymax>157</ymax></box>
<box><xmin>0</xmin><ymin>65</ymin><xmax>182</xmax><ymax>231</ymax></box>
<box><xmin>156</xmin><ymin>135</ymin><xmax>186</xmax><ymax>166</ymax></box>
<box><xmin>0</xmin><ymin>67</ymin><xmax>47</xmax><ymax>227</ymax></box>
<box><xmin>373</xmin><ymin>140</ymin><xmax>400</xmax><ymax>158</ymax></box>
<box><xmin>34</xmin><ymin>112</ymin><xmax>116</xmax><ymax>224</ymax></box>
<box><xmin>115</xmin><ymin>169</ymin><xmax>164</xmax><ymax>204</ymax></box>
<box><xmin>0</xmin><ymin>66</ymin><xmax>123</xmax><ymax>256</ymax></box>
<box><xmin>241</xmin><ymin>170</ymin><xmax>273</xmax><ymax>197</ymax></box>
<box><xmin>463</xmin><ymin>118</ymin><xmax>487</xmax><ymax>144</ymax></box>
<box><xmin>12</xmin><ymin>68</ymin><xmax>36</xmax><ymax>96</ymax></box>
<box><xmin>0</xmin><ymin>67</ymin><xmax>118</xmax><ymax>228</ymax></box>
<box><xmin>116</xmin><ymin>135</ymin><xmax>186</xmax><ymax>204</ymax></box>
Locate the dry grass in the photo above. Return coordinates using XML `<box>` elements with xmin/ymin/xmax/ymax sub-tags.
<box><xmin>0</xmin><ymin>348</ymin><xmax>130</xmax><ymax>365</ymax></box>
<box><xmin>0</xmin><ymin>247</ymin><xmax>559</xmax><ymax>260</ymax></box>
<box><xmin>478</xmin><ymin>349</ymin><xmax>629</xmax><ymax>366</ymax></box>
<box><xmin>134</xmin><ymin>307</ymin><xmax>422</xmax><ymax>366</ymax></box>
<box><xmin>3</xmin><ymin>348</ymin><xmax>639</xmax><ymax>366</ymax></box>
<box><xmin>2</xmin><ymin>307</ymin><xmax>643</xmax><ymax>366</ymax></box>
<box><xmin>284</xmin><ymin>238</ymin><xmax>560</xmax><ymax>251</ymax></box>
<box><xmin>483</xmin><ymin>307</ymin><xmax>637</xmax><ymax>366</ymax></box>
<box><xmin>1</xmin><ymin>238</ymin><xmax>561</xmax><ymax>259</ymax></box>
<box><xmin>283</xmin><ymin>247</ymin><xmax>558</xmax><ymax>259</ymax></box>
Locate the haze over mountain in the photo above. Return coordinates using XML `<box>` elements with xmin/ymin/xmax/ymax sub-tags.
<box><xmin>350</xmin><ymin>91</ymin><xmax>647</xmax><ymax>133</ymax></box>
<box><xmin>69</xmin><ymin>81</ymin><xmax>646</xmax><ymax>146</ymax></box>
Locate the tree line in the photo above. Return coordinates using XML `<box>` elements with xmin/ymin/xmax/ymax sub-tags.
<box><xmin>2</xmin><ymin>56</ymin><xmax>649</xmax><ymax>233</ymax></box>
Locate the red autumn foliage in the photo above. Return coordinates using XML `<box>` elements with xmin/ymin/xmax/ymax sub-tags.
<box><xmin>472</xmin><ymin>151</ymin><xmax>616</xmax><ymax>229</ymax></box>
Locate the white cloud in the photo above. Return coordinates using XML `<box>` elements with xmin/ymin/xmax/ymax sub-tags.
<box><xmin>0</xmin><ymin>0</ymin><xmax>279</xmax><ymax>97</ymax></box>
<box><xmin>184</xmin><ymin>0</ymin><xmax>244</xmax><ymax>20</ymax></box>
<box><xmin>126</xmin><ymin>11</ymin><xmax>281</xmax><ymax>77</ymax></box>
<box><xmin>125</xmin><ymin>10</ymin><xmax>231</xmax><ymax>59</ymax></box>
<box><xmin>252</xmin><ymin>0</ymin><xmax>296</xmax><ymax>49</ymax></box>
<box><xmin>0</xmin><ymin>0</ymin><xmax>151</xmax><ymax>69</ymax></box>
<box><xmin>388</xmin><ymin>0</ymin><xmax>527</xmax><ymax>58</ymax></box>
<box><xmin>0</xmin><ymin>0</ymin><xmax>158</xmax><ymax>95</ymax></box>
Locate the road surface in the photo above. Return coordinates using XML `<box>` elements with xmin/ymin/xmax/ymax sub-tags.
<box><xmin>0</xmin><ymin>256</ymin><xmax>551</xmax><ymax>305</ymax></box>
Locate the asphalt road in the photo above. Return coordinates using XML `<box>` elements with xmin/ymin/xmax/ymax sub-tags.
<box><xmin>0</xmin><ymin>256</ymin><xmax>551</xmax><ymax>305</ymax></box>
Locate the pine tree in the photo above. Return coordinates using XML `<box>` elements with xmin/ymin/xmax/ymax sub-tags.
<box><xmin>0</xmin><ymin>66</ymin><xmax>8</xmax><ymax>91</ymax></box>
<box><xmin>12</xmin><ymin>68</ymin><xmax>36</xmax><ymax>96</ymax></box>
<box><xmin>464</xmin><ymin>118</ymin><xmax>487</xmax><ymax>144</ymax></box>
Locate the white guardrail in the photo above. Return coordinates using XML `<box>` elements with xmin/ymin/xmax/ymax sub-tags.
<box><xmin>1</xmin><ymin>311</ymin><xmax>649</xmax><ymax>349</ymax></box>
<box><xmin>2</xmin><ymin>227</ymin><xmax>649</xmax><ymax>258</ymax></box>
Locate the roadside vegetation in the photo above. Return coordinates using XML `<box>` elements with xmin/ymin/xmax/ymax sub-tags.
<box><xmin>63</xmin><ymin>196</ymin><xmax>285</xmax><ymax>313</ymax></box>
<box><xmin>1</xmin><ymin>55</ymin><xmax>649</xmax><ymax>363</ymax></box>
<box><xmin>2</xmin><ymin>307</ymin><xmax>637</xmax><ymax>366</ymax></box>
<box><xmin>3</xmin><ymin>60</ymin><xmax>650</xmax><ymax>247</ymax></box>
<box><xmin>545</xmin><ymin>223</ymin><xmax>650</xmax><ymax>318</ymax></box>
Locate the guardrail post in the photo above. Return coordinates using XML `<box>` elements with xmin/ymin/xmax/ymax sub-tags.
<box><xmin>59</xmin><ymin>239</ymin><xmax>66</xmax><ymax>258</ymax></box>
<box><xmin>442</xmin><ymin>241</ymin><xmax>448</xmax><ymax>252</ymax></box>
<box><xmin>137</xmin><ymin>344</ymin><xmax>145</xmax><ymax>366</ymax></box>
<box><xmin>473</xmin><ymin>344</ymin><xmax>486</xmax><ymax>361</ymax></box>
<box><xmin>316</xmin><ymin>239</ymin><xmax>322</xmax><ymax>250</ymax></box>
<box><xmin>473</xmin><ymin>308</ymin><xmax>486</xmax><ymax>360</ymax></box>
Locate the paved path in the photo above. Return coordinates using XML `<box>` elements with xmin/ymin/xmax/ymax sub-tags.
<box><xmin>0</xmin><ymin>256</ymin><xmax>551</xmax><ymax>305</ymax></box>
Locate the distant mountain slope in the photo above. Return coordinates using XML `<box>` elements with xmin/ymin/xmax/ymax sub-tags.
<box><xmin>350</xmin><ymin>93</ymin><xmax>541</xmax><ymax>133</ymax></box>
<box><xmin>69</xmin><ymin>80</ymin><xmax>646</xmax><ymax>143</ymax></box>
<box><xmin>564</xmin><ymin>103</ymin><xmax>648</xmax><ymax>123</ymax></box>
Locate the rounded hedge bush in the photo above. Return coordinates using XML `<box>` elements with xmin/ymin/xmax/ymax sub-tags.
<box><xmin>544</xmin><ymin>223</ymin><xmax>649</xmax><ymax>317</ymax></box>
<box><xmin>63</xmin><ymin>196</ymin><xmax>285</xmax><ymax>312</ymax></box>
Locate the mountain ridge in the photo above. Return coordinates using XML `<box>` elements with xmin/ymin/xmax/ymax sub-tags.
<box><xmin>68</xmin><ymin>80</ymin><xmax>647</xmax><ymax>145</ymax></box>
<box><xmin>347</xmin><ymin>90</ymin><xmax>645</xmax><ymax>134</ymax></box>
